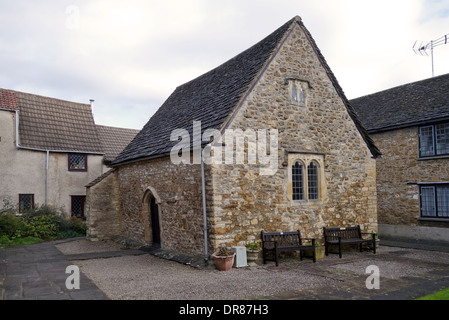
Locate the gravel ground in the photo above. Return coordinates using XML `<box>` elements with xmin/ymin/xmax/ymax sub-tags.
<box><xmin>55</xmin><ymin>239</ymin><xmax>449</xmax><ymax>300</ymax></box>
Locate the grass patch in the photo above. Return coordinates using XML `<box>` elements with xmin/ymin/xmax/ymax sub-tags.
<box><xmin>417</xmin><ymin>288</ymin><xmax>449</xmax><ymax>300</ymax></box>
<box><xmin>0</xmin><ymin>236</ymin><xmax>43</xmax><ymax>247</ymax></box>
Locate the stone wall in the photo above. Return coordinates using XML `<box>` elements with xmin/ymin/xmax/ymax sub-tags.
<box><xmin>208</xmin><ymin>23</ymin><xmax>378</xmax><ymax>249</ymax></box>
<box><xmin>114</xmin><ymin>156</ymin><xmax>209</xmax><ymax>256</ymax></box>
<box><xmin>86</xmin><ymin>170</ymin><xmax>121</xmax><ymax>241</ymax></box>
<box><xmin>371</xmin><ymin>127</ymin><xmax>449</xmax><ymax>229</ymax></box>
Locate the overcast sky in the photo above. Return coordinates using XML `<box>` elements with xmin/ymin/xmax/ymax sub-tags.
<box><xmin>1</xmin><ymin>0</ymin><xmax>449</xmax><ymax>130</ymax></box>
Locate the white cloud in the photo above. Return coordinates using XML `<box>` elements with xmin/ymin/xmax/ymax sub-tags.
<box><xmin>0</xmin><ymin>0</ymin><xmax>448</xmax><ymax>129</ymax></box>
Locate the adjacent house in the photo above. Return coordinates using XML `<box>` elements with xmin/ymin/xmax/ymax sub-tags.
<box><xmin>351</xmin><ymin>74</ymin><xmax>449</xmax><ymax>243</ymax></box>
<box><xmin>0</xmin><ymin>88</ymin><xmax>139</xmax><ymax>218</ymax></box>
<box><xmin>86</xmin><ymin>16</ymin><xmax>381</xmax><ymax>258</ymax></box>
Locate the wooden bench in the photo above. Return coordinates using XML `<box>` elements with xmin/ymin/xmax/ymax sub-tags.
<box><xmin>261</xmin><ymin>230</ymin><xmax>316</xmax><ymax>266</ymax></box>
<box><xmin>323</xmin><ymin>226</ymin><xmax>377</xmax><ymax>259</ymax></box>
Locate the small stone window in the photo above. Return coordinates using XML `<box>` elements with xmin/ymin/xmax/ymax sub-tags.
<box><xmin>289</xmin><ymin>80</ymin><xmax>306</xmax><ymax>104</ymax></box>
<box><xmin>69</xmin><ymin>154</ymin><xmax>87</xmax><ymax>171</ymax></box>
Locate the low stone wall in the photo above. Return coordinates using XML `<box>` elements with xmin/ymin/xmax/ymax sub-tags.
<box><xmin>86</xmin><ymin>170</ymin><xmax>121</xmax><ymax>241</ymax></box>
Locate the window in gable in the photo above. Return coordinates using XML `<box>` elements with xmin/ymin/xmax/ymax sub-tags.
<box><xmin>289</xmin><ymin>80</ymin><xmax>306</xmax><ymax>104</ymax></box>
<box><xmin>69</xmin><ymin>154</ymin><xmax>87</xmax><ymax>171</ymax></box>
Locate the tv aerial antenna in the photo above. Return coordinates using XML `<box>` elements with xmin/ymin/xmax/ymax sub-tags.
<box><xmin>413</xmin><ymin>33</ymin><xmax>449</xmax><ymax>77</ymax></box>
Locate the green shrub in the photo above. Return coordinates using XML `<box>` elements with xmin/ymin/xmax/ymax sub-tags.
<box><xmin>0</xmin><ymin>214</ymin><xmax>23</xmax><ymax>237</ymax></box>
<box><xmin>23</xmin><ymin>215</ymin><xmax>58</xmax><ymax>240</ymax></box>
<box><xmin>0</xmin><ymin>203</ymin><xmax>87</xmax><ymax>245</ymax></box>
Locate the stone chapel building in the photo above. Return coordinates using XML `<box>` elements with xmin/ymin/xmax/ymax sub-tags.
<box><xmin>86</xmin><ymin>16</ymin><xmax>381</xmax><ymax>258</ymax></box>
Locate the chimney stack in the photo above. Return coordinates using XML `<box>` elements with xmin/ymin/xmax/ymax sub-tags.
<box><xmin>90</xmin><ymin>99</ymin><xmax>95</xmax><ymax>118</ymax></box>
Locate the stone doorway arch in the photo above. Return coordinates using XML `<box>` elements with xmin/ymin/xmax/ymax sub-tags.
<box><xmin>142</xmin><ymin>187</ymin><xmax>162</xmax><ymax>247</ymax></box>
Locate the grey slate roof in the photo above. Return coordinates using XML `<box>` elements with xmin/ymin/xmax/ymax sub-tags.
<box><xmin>113</xmin><ymin>16</ymin><xmax>380</xmax><ymax>165</ymax></box>
<box><xmin>351</xmin><ymin>73</ymin><xmax>449</xmax><ymax>133</ymax></box>
<box><xmin>96</xmin><ymin>125</ymin><xmax>140</xmax><ymax>164</ymax></box>
<box><xmin>1</xmin><ymin>88</ymin><xmax>103</xmax><ymax>153</ymax></box>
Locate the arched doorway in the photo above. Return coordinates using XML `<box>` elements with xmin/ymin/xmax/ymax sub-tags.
<box><xmin>142</xmin><ymin>187</ymin><xmax>162</xmax><ymax>248</ymax></box>
<box><xmin>150</xmin><ymin>196</ymin><xmax>161</xmax><ymax>247</ymax></box>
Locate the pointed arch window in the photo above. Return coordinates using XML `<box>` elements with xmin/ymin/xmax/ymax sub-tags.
<box><xmin>288</xmin><ymin>154</ymin><xmax>325</xmax><ymax>202</ymax></box>
<box><xmin>292</xmin><ymin>161</ymin><xmax>304</xmax><ymax>200</ymax></box>
<box><xmin>308</xmin><ymin>162</ymin><xmax>319</xmax><ymax>200</ymax></box>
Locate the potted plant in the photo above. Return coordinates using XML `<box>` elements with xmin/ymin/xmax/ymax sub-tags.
<box><xmin>246</xmin><ymin>241</ymin><xmax>261</xmax><ymax>266</ymax></box>
<box><xmin>211</xmin><ymin>246</ymin><xmax>236</xmax><ymax>271</ymax></box>
<box><xmin>304</xmin><ymin>242</ymin><xmax>325</xmax><ymax>260</ymax></box>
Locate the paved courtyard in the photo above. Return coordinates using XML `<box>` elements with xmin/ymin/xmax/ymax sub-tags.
<box><xmin>1</xmin><ymin>237</ymin><xmax>449</xmax><ymax>301</ymax></box>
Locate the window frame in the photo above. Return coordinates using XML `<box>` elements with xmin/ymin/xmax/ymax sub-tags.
<box><xmin>289</xmin><ymin>154</ymin><xmax>325</xmax><ymax>203</ymax></box>
<box><xmin>19</xmin><ymin>194</ymin><xmax>34</xmax><ymax>214</ymax></box>
<box><xmin>420</xmin><ymin>184</ymin><xmax>449</xmax><ymax>219</ymax></box>
<box><xmin>292</xmin><ymin>160</ymin><xmax>305</xmax><ymax>201</ymax></box>
<box><xmin>289</xmin><ymin>80</ymin><xmax>306</xmax><ymax>105</ymax></box>
<box><xmin>71</xmin><ymin>195</ymin><xmax>86</xmax><ymax>219</ymax></box>
<box><xmin>419</xmin><ymin>122</ymin><xmax>449</xmax><ymax>158</ymax></box>
<box><xmin>68</xmin><ymin>153</ymin><xmax>88</xmax><ymax>172</ymax></box>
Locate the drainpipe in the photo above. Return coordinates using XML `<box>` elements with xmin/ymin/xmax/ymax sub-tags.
<box><xmin>45</xmin><ymin>150</ymin><xmax>49</xmax><ymax>206</ymax></box>
<box><xmin>201</xmin><ymin>148</ymin><xmax>209</xmax><ymax>263</ymax></box>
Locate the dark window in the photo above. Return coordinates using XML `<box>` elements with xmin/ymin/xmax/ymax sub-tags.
<box><xmin>19</xmin><ymin>194</ymin><xmax>34</xmax><ymax>213</ymax></box>
<box><xmin>71</xmin><ymin>196</ymin><xmax>86</xmax><ymax>218</ymax></box>
<box><xmin>292</xmin><ymin>161</ymin><xmax>304</xmax><ymax>200</ymax></box>
<box><xmin>420</xmin><ymin>123</ymin><xmax>449</xmax><ymax>157</ymax></box>
<box><xmin>420</xmin><ymin>185</ymin><xmax>449</xmax><ymax>218</ymax></box>
<box><xmin>69</xmin><ymin>154</ymin><xmax>87</xmax><ymax>171</ymax></box>
<box><xmin>308</xmin><ymin>162</ymin><xmax>319</xmax><ymax>200</ymax></box>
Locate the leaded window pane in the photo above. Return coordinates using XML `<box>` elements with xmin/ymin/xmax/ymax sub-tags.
<box><xmin>437</xmin><ymin>186</ymin><xmax>449</xmax><ymax>217</ymax></box>
<box><xmin>436</xmin><ymin>123</ymin><xmax>449</xmax><ymax>155</ymax></box>
<box><xmin>71</xmin><ymin>196</ymin><xmax>86</xmax><ymax>218</ymax></box>
<box><xmin>291</xmin><ymin>84</ymin><xmax>298</xmax><ymax>103</ymax></box>
<box><xmin>308</xmin><ymin>162</ymin><xmax>319</xmax><ymax>200</ymax></box>
<box><xmin>292</xmin><ymin>162</ymin><xmax>304</xmax><ymax>200</ymax></box>
<box><xmin>69</xmin><ymin>154</ymin><xmax>86</xmax><ymax>170</ymax></box>
<box><xmin>420</xmin><ymin>126</ymin><xmax>435</xmax><ymax>157</ymax></box>
<box><xmin>19</xmin><ymin>194</ymin><xmax>34</xmax><ymax>213</ymax></box>
<box><xmin>421</xmin><ymin>187</ymin><xmax>436</xmax><ymax>217</ymax></box>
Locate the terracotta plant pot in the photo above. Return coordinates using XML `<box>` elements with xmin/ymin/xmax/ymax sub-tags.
<box><xmin>212</xmin><ymin>252</ymin><xmax>236</xmax><ymax>271</ymax></box>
